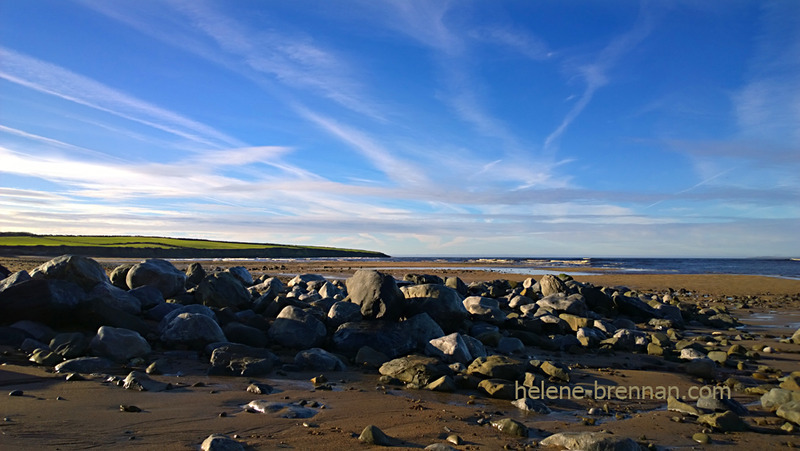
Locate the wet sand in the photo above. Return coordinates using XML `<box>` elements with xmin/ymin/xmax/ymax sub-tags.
<box><xmin>1</xmin><ymin>257</ymin><xmax>799</xmax><ymax>450</ymax></box>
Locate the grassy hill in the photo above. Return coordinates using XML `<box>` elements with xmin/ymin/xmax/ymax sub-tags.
<box><xmin>0</xmin><ymin>233</ymin><xmax>388</xmax><ymax>258</ymax></box>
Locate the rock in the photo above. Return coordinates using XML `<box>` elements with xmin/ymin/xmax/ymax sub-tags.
<box><xmin>288</xmin><ymin>273</ymin><xmax>327</xmax><ymax>288</ymax></box>
<box><xmin>761</xmin><ymin>388</ymin><xmax>800</xmax><ymax>411</ymax></box>
<box><xmin>109</xmin><ymin>264</ymin><xmax>133</xmax><ymax>290</ymax></box>
<box><xmin>379</xmin><ymin>355</ymin><xmax>451</xmax><ymax>386</ymax></box>
<box><xmin>86</xmin><ymin>282</ymin><xmax>142</xmax><ymax>315</ymax></box>
<box><xmin>777</xmin><ymin>400</ymin><xmax>800</xmax><ymax>425</ymax></box>
<box><xmin>326</xmin><ymin>301</ymin><xmax>362</xmax><ymax>329</ymax></box>
<box><xmin>29</xmin><ymin>349</ymin><xmax>63</xmax><ymax>366</ymax></box>
<box><xmin>0</xmin><ymin>279</ymin><xmax>83</xmax><ymax>325</ymax></box>
<box><xmin>0</xmin><ymin>270</ymin><xmax>31</xmax><ymax>292</ymax></box>
<box><xmin>685</xmin><ymin>358</ymin><xmax>716</xmax><ymax>379</ymax></box>
<box><xmin>403</xmin><ymin>273</ymin><xmax>444</xmax><ymax>285</ymax></box>
<box><xmin>425</xmin><ymin>444</ymin><xmax>457</xmax><ymax>451</ymax></box>
<box><xmin>126</xmin><ymin>259</ymin><xmax>186</xmax><ymax>298</ymax></box>
<box><xmin>123</xmin><ymin>371</ymin><xmax>170</xmax><ymax>392</ymax></box>
<box><xmin>75</xmin><ymin>297</ymin><xmax>154</xmax><ymax>337</ymax></box>
<box><xmin>159</xmin><ymin>304</ymin><xmax>217</xmax><ymax>331</ymax></box>
<box><xmin>47</xmin><ymin>333</ymin><xmax>88</xmax><ymax>360</ymax></box>
<box><xmin>478</xmin><ymin>379</ymin><xmax>517</xmax><ymax>399</ymax></box>
<box><xmin>697</xmin><ymin>395</ymin><xmax>748</xmax><ymax>415</ymax></box>
<box><xmin>268</xmin><ymin>306</ymin><xmax>326</xmax><ymax>349</ymax></box>
<box><xmin>128</xmin><ymin>285</ymin><xmax>165</xmax><ymax>310</ymax></box>
<box><xmin>246</xmin><ymin>383</ymin><xmax>273</xmax><ymax>394</ymax></box>
<box><xmin>244</xmin><ymin>400</ymin><xmax>318</xmax><ymax>418</ymax></box>
<box><xmin>209</xmin><ymin>344</ymin><xmax>279</xmax><ymax>377</ymax></box>
<box><xmin>345</xmin><ymin>270</ymin><xmax>405</xmax><ymax>321</ymax></box>
<box><xmin>540</xmin><ymin>361</ymin><xmax>570</xmax><ymax>383</ymax></box>
<box><xmin>359</xmin><ymin>424</ymin><xmax>395</xmax><ymax>446</ymax></box>
<box><xmin>227</xmin><ymin>266</ymin><xmax>253</xmax><ymax>286</ymax></box>
<box><xmin>780</xmin><ymin>374</ymin><xmax>800</xmax><ymax>391</ymax></box>
<box><xmin>490</xmin><ymin>418</ymin><xmax>528</xmax><ymax>437</ymax></box>
<box><xmin>698</xmin><ymin>410</ymin><xmax>748</xmax><ymax>432</ymax></box>
<box><xmin>509</xmin><ymin>294</ymin><xmax>536</xmax><ymax>309</ymax></box>
<box><xmin>196</xmin><ymin>272</ymin><xmax>251</xmax><ymax>309</ymax></box>
<box><xmin>402</xmin><ymin>284</ymin><xmax>468</xmax><ymax>332</ymax></box>
<box><xmin>538</xmin><ymin>274</ymin><xmax>568</xmax><ymax>297</ymax></box>
<box><xmin>185</xmin><ymin>262</ymin><xmax>206</xmax><ymax>287</ymax></box>
<box><xmin>294</xmin><ymin>348</ymin><xmax>346</xmax><ymax>371</ymax></box>
<box><xmin>445</xmin><ymin>276</ymin><xmax>468</xmax><ymax>296</ymax></box>
<box><xmin>537</xmin><ymin>293</ymin><xmax>587</xmax><ymax>316</ymax></box>
<box><xmin>680</xmin><ymin>348</ymin><xmax>706</xmax><ymax>360</ymax></box>
<box><xmin>497</xmin><ymin>336</ymin><xmax>525</xmax><ymax>354</ymax></box>
<box><xmin>425</xmin><ymin>333</ymin><xmax>472</xmax><ymax>364</ymax></box>
<box><xmin>54</xmin><ymin>356</ymin><xmax>114</xmax><ymax>373</ymax></box>
<box><xmin>667</xmin><ymin>396</ymin><xmax>702</xmax><ymax>415</ymax></box>
<box><xmin>692</xmin><ymin>433</ymin><xmax>711</xmax><ymax>444</ymax></box>
<box><xmin>462</xmin><ymin>334</ymin><xmax>487</xmax><ymax>360</ymax></box>
<box><xmin>200</xmin><ymin>433</ymin><xmax>245</xmax><ymax>451</ymax></box>
<box><xmin>354</xmin><ymin>346</ymin><xmax>388</xmax><ymax>367</ymax></box>
<box><xmin>462</xmin><ymin>296</ymin><xmax>506</xmax><ymax>322</ymax></box>
<box><xmin>425</xmin><ymin>375</ymin><xmax>457</xmax><ymax>392</ymax></box>
<box><xmin>30</xmin><ymin>255</ymin><xmax>109</xmax><ymax>290</ymax></box>
<box><xmin>467</xmin><ymin>355</ymin><xmax>525</xmax><ymax>380</ymax></box>
<box><xmin>223</xmin><ymin>322</ymin><xmax>267</xmax><ymax>348</ymax></box>
<box><xmin>511</xmin><ymin>397</ymin><xmax>551</xmax><ymax>414</ymax></box>
<box><xmin>540</xmin><ymin>432</ymin><xmax>640</xmax><ymax>451</ymax></box>
<box><xmin>90</xmin><ymin>326</ymin><xmax>151</xmax><ymax>362</ymax></box>
<box><xmin>161</xmin><ymin>313</ymin><xmax>226</xmax><ymax>349</ymax></box>
<box><xmin>792</xmin><ymin>327</ymin><xmax>800</xmax><ymax>345</ymax></box>
<box><xmin>559</xmin><ymin>313</ymin><xmax>591</xmax><ymax>332</ymax></box>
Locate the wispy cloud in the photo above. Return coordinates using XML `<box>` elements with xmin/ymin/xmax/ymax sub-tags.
<box><xmin>0</xmin><ymin>47</ymin><xmax>243</xmax><ymax>150</ymax></box>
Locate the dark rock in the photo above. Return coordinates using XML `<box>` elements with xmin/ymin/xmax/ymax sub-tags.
<box><xmin>223</xmin><ymin>322</ymin><xmax>267</xmax><ymax>347</ymax></box>
<box><xmin>185</xmin><ymin>262</ymin><xmax>206</xmax><ymax>287</ymax></box>
<box><xmin>54</xmin><ymin>356</ymin><xmax>115</xmax><ymax>373</ymax></box>
<box><xmin>698</xmin><ymin>410</ymin><xmax>749</xmax><ymax>432</ymax></box>
<box><xmin>445</xmin><ymin>276</ymin><xmax>468</xmax><ymax>296</ymax></box>
<box><xmin>294</xmin><ymin>348</ymin><xmax>346</xmax><ymax>371</ymax></box>
<box><xmin>50</xmin><ymin>332</ymin><xmax>90</xmax><ymax>359</ymax></box>
<box><xmin>126</xmin><ymin>259</ymin><xmax>186</xmax><ymax>298</ymax></box>
<box><xmin>490</xmin><ymin>418</ymin><xmax>528</xmax><ymax>437</ymax></box>
<box><xmin>402</xmin><ymin>284</ymin><xmax>468</xmax><ymax>332</ymax></box>
<box><xmin>268</xmin><ymin>306</ymin><xmax>326</xmax><ymax>349</ymax></box>
<box><xmin>128</xmin><ymin>285</ymin><xmax>165</xmax><ymax>310</ymax></box>
<box><xmin>478</xmin><ymin>378</ymin><xmax>517</xmax><ymax>399</ymax></box>
<box><xmin>0</xmin><ymin>327</ymin><xmax>30</xmax><ymax>346</ymax></box>
<box><xmin>345</xmin><ymin>270</ymin><xmax>405</xmax><ymax>321</ymax></box>
<box><xmin>74</xmin><ymin>298</ymin><xmax>153</xmax><ymax>337</ymax></box>
<box><xmin>467</xmin><ymin>355</ymin><xmax>525</xmax><ymax>380</ymax></box>
<box><xmin>496</xmin><ymin>337</ymin><xmax>525</xmax><ymax>355</ymax></box>
<box><xmin>208</xmin><ymin>343</ymin><xmax>279</xmax><ymax>377</ymax></box>
<box><xmin>404</xmin><ymin>273</ymin><xmax>444</xmax><ymax>285</ymax></box>
<box><xmin>10</xmin><ymin>320</ymin><xmax>55</xmax><ymax>342</ymax></box>
<box><xmin>30</xmin><ymin>255</ymin><xmax>109</xmax><ymax>290</ymax></box>
<box><xmin>359</xmin><ymin>424</ymin><xmax>395</xmax><ymax>446</ymax></box>
<box><xmin>327</xmin><ymin>301</ymin><xmax>362</xmax><ymax>329</ymax></box>
<box><xmin>425</xmin><ymin>375</ymin><xmax>457</xmax><ymax>392</ymax></box>
<box><xmin>123</xmin><ymin>371</ymin><xmax>170</xmax><ymax>392</ymax></box>
<box><xmin>29</xmin><ymin>349</ymin><xmax>63</xmax><ymax>366</ymax></box>
<box><xmin>86</xmin><ymin>282</ymin><xmax>142</xmax><ymax>315</ymax></box>
<box><xmin>613</xmin><ymin>294</ymin><xmax>658</xmax><ymax>320</ymax></box>
<box><xmin>161</xmin><ymin>313</ymin><xmax>226</xmax><ymax>349</ymax></box>
<box><xmin>109</xmin><ymin>264</ymin><xmax>134</xmax><ymax>290</ymax></box>
<box><xmin>196</xmin><ymin>272</ymin><xmax>251</xmax><ymax>309</ymax></box>
<box><xmin>90</xmin><ymin>326</ymin><xmax>151</xmax><ymax>362</ymax></box>
<box><xmin>0</xmin><ymin>270</ymin><xmax>31</xmax><ymax>293</ymax></box>
<box><xmin>227</xmin><ymin>267</ymin><xmax>254</xmax><ymax>286</ymax></box>
<box><xmin>0</xmin><ymin>278</ymin><xmax>83</xmax><ymax>325</ymax></box>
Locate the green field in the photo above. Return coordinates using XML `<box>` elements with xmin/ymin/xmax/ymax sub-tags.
<box><xmin>0</xmin><ymin>233</ymin><xmax>384</xmax><ymax>256</ymax></box>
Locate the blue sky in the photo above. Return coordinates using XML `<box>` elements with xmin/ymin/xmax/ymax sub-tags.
<box><xmin>1</xmin><ymin>1</ymin><xmax>798</xmax><ymax>257</ymax></box>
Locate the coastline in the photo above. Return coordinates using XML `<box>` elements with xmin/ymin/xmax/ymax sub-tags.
<box><xmin>1</xmin><ymin>256</ymin><xmax>799</xmax><ymax>449</ymax></box>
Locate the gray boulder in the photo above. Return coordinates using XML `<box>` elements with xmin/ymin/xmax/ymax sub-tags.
<box><xmin>160</xmin><ymin>313</ymin><xmax>226</xmax><ymax>349</ymax></box>
<box><xmin>294</xmin><ymin>348</ymin><xmax>346</xmax><ymax>371</ymax></box>
<box><xmin>761</xmin><ymin>388</ymin><xmax>800</xmax><ymax>411</ymax></box>
<box><xmin>332</xmin><ymin>313</ymin><xmax>443</xmax><ymax>359</ymax></box>
<box><xmin>209</xmin><ymin>343</ymin><xmax>279</xmax><ymax>376</ymax></box>
<box><xmin>777</xmin><ymin>400</ymin><xmax>800</xmax><ymax>425</ymax></box>
<box><xmin>792</xmin><ymin>327</ymin><xmax>800</xmax><ymax>345</ymax></box>
<box><xmin>462</xmin><ymin>296</ymin><xmax>507</xmax><ymax>322</ymax></box>
<box><xmin>90</xmin><ymin>326</ymin><xmax>151</xmax><ymax>362</ymax></box>
<box><xmin>0</xmin><ymin>278</ymin><xmax>83</xmax><ymax>325</ymax></box>
<box><xmin>196</xmin><ymin>271</ymin><xmax>251</xmax><ymax>309</ymax></box>
<box><xmin>425</xmin><ymin>333</ymin><xmax>472</xmax><ymax>364</ymax></box>
<box><xmin>123</xmin><ymin>371</ymin><xmax>170</xmax><ymax>392</ymax></box>
<box><xmin>223</xmin><ymin>322</ymin><xmax>267</xmax><ymax>348</ymax></box>
<box><xmin>345</xmin><ymin>270</ymin><xmax>405</xmax><ymax>321</ymax></box>
<box><xmin>159</xmin><ymin>304</ymin><xmax>217</xmax><ymax>332</ymax></box>
<box><xmin>538</xmin><ymin>274</ymin><xmax>568</xmax><ymax>297</ymax></box>
<box><xmin>327</xmin><ymin>301</ymin><xmax>362</xmax><ymax>329</ymax></box>
<box><xmin>128</xmin><ymin>285</ymin><xmax>165</xmax><ymax>310</ymax></box>
<box><xmin>467</xmin><ymin>355</ymin><xmax>526</xmax><ymax>380</ymax></box>
<box><xmin>268</xmin><ymin>306</ymin><xmax>326</xmax><ymax>349</ymax></box>
<box><xmin>86</xmin><ymin>282</ymin><xmax>141</xmax><ymax>315</ymax></box>
<box><xmin>536</xmin><ymin>293</ymin><xmax>587</xmax><ymax>316</ymax></box>
<box><xmin>201</xmin><ymin>434</ymin><xmax>245</xmax><ymax>451</ymax></box>
<box><xmin>185</xmin><ymin>262</ymin><xmax>206</xmax><ymax>287</ymax></box>
<box><xmin>126</xmin><ymin>259</ymin><xmax>186</xmax><ymax>298</ymax></box>
<box><xmin>403</xmin><ymin>284</ymin><xmax>468</xmax><ymax>332</ymax></box>
<box><xmin>50</xmin><ymin>332</ymin><xmax>90</xmax><ymax>359</ymax></box>
<box><xmin>288</xmin><ymin>274</ymin><xmax>327</xmax><ymax>288</ymax></box>
<box><xmin>227</xmin><ymin>266</ymin><xmax>254</xmax><ymax>286</ymax></box>
<box><xmin>109</xmin><ymin>264</ymin><xmax>133</xmax><ymax>290</ymax></box>
<box><xmin>30</xmin><ymin>255</ymin><xmax>109</xmax><ymax>290</ymax></box>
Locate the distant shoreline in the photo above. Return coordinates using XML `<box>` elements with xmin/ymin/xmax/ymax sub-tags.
<box><xmin>0</xmin><ymin>245</ymin><xmax>388</xmax><ymax>259</ymax></box>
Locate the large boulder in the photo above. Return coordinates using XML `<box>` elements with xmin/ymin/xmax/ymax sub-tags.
<box><xmin>268</xmin><ymin>306</ymin><xmax>326</xmax><ymax>349</ymax></box>
<box><xmin>379</xmin><ymin>354</ymin><xmax>451</xmax><ymax>386</ymax></box>
<box><xmin>0</xmin><ymin>270</ymin><xmax>31</xmax><ymax>293</ymax></box>
<box><xmin>467</xmin><ymin>355</ymin><xmax>526</xmax><ymax>380</ymax></box>
<box><xmin>538</xmin><ymin>274</ymin><xmax>568</xmax><ymax>297</ymax></box>
<box><xmin>160</xmin><ymin>313</ymin><xmax>226</xmax><ymax>349</ymax></box>
<box><xmin>332</xmin><ymin>313</ymin><xmax>443</xmax><ymax>358</ymax></box>
<box><xmin>209</xmin><ymin>343</ymin><xmax>279</xmax><ymax>377</ymax></box>
<box><xmin>126</xmin><ymin>259</ymin><xmax>186</xmax><ymax>298</ymax></box>
<box><xmin>30</xmin><ymin>255</ymin><xmax>109</xmax><ymax>291</ymax></box>
<box><xmin>425</xmin><ymin>332</ymin><xmax>472</xmax><ymax>364</ymax></box>
<box><xmin>227</xmin><ymin>267</ymin><xmax>254</xmax><ymax>286</ymax></box>
<box><xmin>0</xmin><ymin>279</ymin><xmax>83</xmax><ymax>325</ymax></box>
<box><xmin>792</xmin><ymin>327</ymin><xmax>800</xmax><ymax>345</ymax></box>
<box><xmin>196</xmin><ymin>272</ymin><xmax>251</xmax><ymax>309</ymax></box>
<box><xmin>86</xmin><ymin>282</ymin><xmax>141</xmax><ymax>315</ymax></box>
<box><xmin>109</xmin><ymin>264</ymin><xmax>134</xmax><ymax>290</ymax></box>
<box><xmin>402</xmin><ymin>284</ymin><xmax>468</xmax><ymax>332</ymax></box>
<box><xmin>50</xmin><ymin>332</ymin><xmax>90</xmax><ymax>359</ymax></box>
<box><xmin>345</xmin><ymin>270</ymin><xmax>405</xmax><ymax>321</ymax></box>
<box><xmin>90</xmin><ymin>326</ymin><xmax>151</xmax><ymax>362</ymax></box>
<box><xmin>327</xmin><ymin>301</ymin><xmax>362</xmax><ymax>329</ymax></box>
<box><xmin>462</xmin><ymin>296</ymin><xmax>506</xmax><ymax>322</ymax></box>
<box><xmin>294</xmin><ymin>348</ymin><xmax>346</xmax><ymax>371</ymax></box>
<box><xmin>536</xmin><ymin>293</ymin><xmax>587</xmax><ymax>316</ymax></box>
<box><xmin>185</xmin><ymin>262</ymin><xmax>206</xmax><ymax>287</ymax></box>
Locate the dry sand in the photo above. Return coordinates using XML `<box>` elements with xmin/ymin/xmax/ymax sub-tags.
<box><xmin>1</xmin><ymin>258</ymin><xmax>799</xmax><ymax>450</ymax></box>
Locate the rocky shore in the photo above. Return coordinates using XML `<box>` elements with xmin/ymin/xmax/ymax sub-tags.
<box><xmin>1</xmin><ymin>255</ymin><xmax>799</xmax><ymax>450</ymax></box>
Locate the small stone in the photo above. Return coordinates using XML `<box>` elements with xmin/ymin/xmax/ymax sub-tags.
<box><xmin>120</xmin><ymin>404</ymin><xmax>142</xmax><ymax>412</ymax></box>
<box><xmin>697</xmin><ymin>410</ymin><xmax>749</xmax><ymax>432</ymax></box>
<box><xmin>246</xmin><ymin>383</ymin><xmax>273</xmax><ymax>394</ymax></box>
<box><xmin>446</xmin><ymin>434</ymin><xmax>463</xmax><ymax>445</ymax></box>
<box><xmin>490</xmin><ymin>418</ymin><xmax>528</xmax><ymax>437</ymax></box>
<box><xmin>8</xmin><ymin>390</ymin><xmax>23</xmax><ymax>397</ymax></box>
<box><xmin>692</xmin><ymin>432</ymin><xmax>711</xmax><ymax>444</ymax></box>
<box><xmin>200</xmin><ymin>433</ymin><xmax>245</xmax><ymax>451</ymax></box>
<box><xmin>782</xmin><ymin>422</ymin><xmax>797</xmax><ymax>433</ymax></box>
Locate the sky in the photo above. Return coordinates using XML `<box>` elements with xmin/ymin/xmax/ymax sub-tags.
<box><xmin>1</xmin><ymin>1</ymin><xmax>798</xmax><ymax>257</ymax></box>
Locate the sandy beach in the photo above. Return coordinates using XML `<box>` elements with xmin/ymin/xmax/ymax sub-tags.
<box><xmin>1</xmin><ymin>257</ymin><xmax>799</xmax><ymax>450</ymax></box>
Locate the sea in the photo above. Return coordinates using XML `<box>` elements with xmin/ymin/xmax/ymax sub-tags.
<box><xmin>216</xmin><ymin>257</ymin><xmax>800</xmax><ymax>280</ymax></box>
